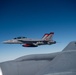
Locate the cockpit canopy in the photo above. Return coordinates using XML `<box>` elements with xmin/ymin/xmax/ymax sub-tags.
<box><xmin>14</xmin><ymin>37</ymin><xmax>27</xmax><ymax>39</ymax></box>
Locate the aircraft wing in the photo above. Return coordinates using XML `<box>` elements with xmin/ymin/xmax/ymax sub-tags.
<box><xmin>18</xmin><ymin>39</ymin><xmax>56</xmax><ymax>47</ymax></box>
<box><xmin>0</xmin><ymin>41</ymin><xmax>76</xmax><ymax>75</ymax></box>
<box><xmin>18</xmin><ymin>40</ymin><xmax>37</xmax><ymax>43</ymax></box>
<box><xmin>17</xmin><ymin>39</ymin><xmax>42</xmax><ymax>47</ymax></box>
<box><xmin>18</xmin><ymin>39</ymin><xmax>48</xmax><ymax>47</ymax></box>
<box><xmin>18</xmin><ymin>39</ymin><xmax>46</xmax><ymax>44</ymax></box>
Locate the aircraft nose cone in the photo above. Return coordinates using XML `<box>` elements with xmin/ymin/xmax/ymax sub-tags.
<box><xmin>3</xmin><ymin>41</ymin><xmax>8</xmax><ymax>44</ymax></box>
<box><xmin>3</xmin><ymin>41</ymin><xmax>7</xmax><ymax>44</ymax></box>
<box><xmin>3</xmin><ymin>40</ymin><xmax>11</xmax><ymax>44</ymax></box>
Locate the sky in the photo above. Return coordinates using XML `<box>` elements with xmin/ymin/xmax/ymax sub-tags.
<box><xmin>0</xmin><ymin>0</ymin><xmax>76</xmax><ymax>62</ymax></box>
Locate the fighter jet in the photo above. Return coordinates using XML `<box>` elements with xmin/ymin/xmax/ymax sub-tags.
<box><xmin>3</xmin><ymin>32</ymin><xmax>56</xmax><ymax>47</ymax></box>
<box><xmin>0</xmin><ymin>41</ymin><xmax>76</xmax><ymax>75</ymax></box>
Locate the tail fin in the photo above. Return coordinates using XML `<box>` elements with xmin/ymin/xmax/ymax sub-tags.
<box><xmin>63</xmin><ymin>41</ymin><xmax>76</xmax><ymax>51</ymax></box>
<box><xmin>42</xmin><ymin>33</ymin><xmax>49</xmax><ymax>40</ymax></box>
<box><xmin>46</xmin><ymin>32</ymin><xmax>54</xmax><ymax>40</ymax></box>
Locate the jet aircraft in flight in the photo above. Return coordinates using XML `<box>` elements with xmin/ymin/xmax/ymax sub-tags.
<box><xmin>3</xmin><ymin>32</ymin><xmax>56</xmax><ymax>47</ymax></box>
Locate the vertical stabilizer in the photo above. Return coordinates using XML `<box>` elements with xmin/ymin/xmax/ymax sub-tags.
<box><xmin>63</xmin><ymin>41</ymin><xmax>76</xmax><ymax>51</ymax></box>
<box><xmin>42</xmin><ymin>33</ymin><xmax>49</xmax><ymax>40</ymax></box>
<box><xmin>46</xmin><ymin>32</ymin><xmax>54</xmax><ymax>40</ymax></box>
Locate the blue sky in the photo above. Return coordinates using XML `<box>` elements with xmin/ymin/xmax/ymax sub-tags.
<box><xmin>0</xmin><ymin>0</ymin><xmax>76</xmax><ymax>62</ymax></box>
